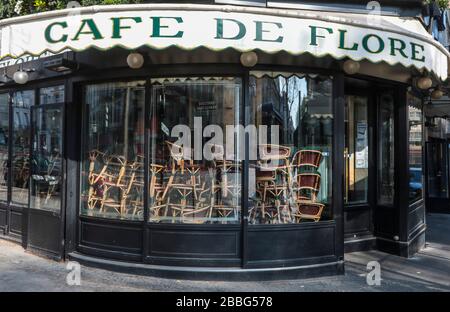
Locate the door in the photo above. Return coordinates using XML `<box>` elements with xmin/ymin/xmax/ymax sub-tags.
<box><xmin>0</xmin><ymin>93</ymin><xmax>9</xmax><ymax>235</ymax></box>
<box><xmin>344</xmin><ymin>94</ymin><xmax>373</xmax><ymax>240</ymax></box>
<box><xmin>426</xmin><ymin>141</ymin><xmax>450</xmax><ymax>212</ymax></box>
<box><xmin>27</xmin><ymin>104</ymin><xmax>64</xmax><ymax>257</ymax></box>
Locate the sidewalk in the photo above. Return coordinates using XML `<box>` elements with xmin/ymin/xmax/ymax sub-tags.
<box><xmin>0</xmin><ymin>213</ymin><xmax>449</xmax><ymax>292</ymax></box>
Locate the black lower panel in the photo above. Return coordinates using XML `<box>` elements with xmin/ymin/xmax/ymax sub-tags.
<box><xmin>0</xmin><ymin>206</ymin><xmax>6</xmax><ymax>231</ymax></box>
<box><xmin>79</xmin><ymin>217</ymin><xmax>143</xmax><ymax>261</ymax></box>
<box><xmin>344</xmin><ymin>207</ymin><xmax>372</xmax><ymax>236</ymax></box>
<box><xmin>9</xmin><ymin>208</ymin><xmax>22</xmax><ymax>236</ymax></box>
<box><xmin>427</xmin><ymin>198</ymin><xmax>450</xmax><ymax>213</ymax></box>
<box><xmin>77</xmin><ymin>219</ymin><xmax>338</xmax><ymax>269</ymax></box>
<box><xmin>374</xmin><ymin>206</ymin><xmax>397</xmax><ymax>238</ymax></box>
<box><xmin>27</xmin><ymin>209</ymin><xmax>61</xmax><ymax>257</ymax></box>
<box><xmin>246</xmin><ymin>221</ymin><xmax>337</xmax><ymax>268</ymax></box>
<box><xmin>146</xmin><ymin>225</ymin><xmax>241</xmax><ymax>267</ymax></box>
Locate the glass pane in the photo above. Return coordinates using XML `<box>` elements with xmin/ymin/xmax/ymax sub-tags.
<box><xmin>81</xmin><ymin>81</ymin><xmax>145</xmax><ymax>220</ymax></box>
<box><xmin>427</xmin><ymin>142</ymin><xmax>449</xmax><ymax>198</ymax></box>
<box><xmin>11</xmin><ymin>90</ymin><xmax>34</xmax><ymax>206</ymax></box>
<box><xmin>149</xmin><ymin>78</ymin><xmax>242</xmax><ymax>224</ymax></box>
<box><xmin>40</xmin><ymin>85</ymin><xmax>65</xmax><ymax>105</ymax></box>
<box><xmin>345</xmin><ymin>96</ymin><xmax>369</xmax><ymax>204</ymax></box>
<box><xmin>377</xmin><ymin>92</ymin><xmax>395</xmax><ymax>206</ymax></box>
<box><xmin>30</xmin><ymin>108</ymin><xmax>62</xmax><ymax>212</ymax></box>
<box><xmin>0</xmin><ymin>94</ymin><xmax>9</xmax><ymax>202</ymax></box>
<box><xmin>249</xmin><ymin>73</ymin><xmax>333</xmax><ymax>224</ymax></box>
<box><xmin>407</xmin><ymin>94</ymin><xmax>423</xmax><ymax>204</ymax></box>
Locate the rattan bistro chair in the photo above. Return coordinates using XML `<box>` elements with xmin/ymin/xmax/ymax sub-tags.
<box><xmin>99</xmin><ymin>155</ymin><xmax>134</xmax><ymax>216</ymax></box>
<box><xmin>87</xmin><ymin>149</ymin><xmax>108</xmax><ymax>210</ymax></box>
<box><xmin>254</xmin><ymin>144</ymin><xmax>291</xmax><ymax>223</ymax></box>
<box><xmin>292</xmin><ymin>172</ymin><xmax>325</xmax><ymax>222</ymax></box>
<box><xmin>293</xmin><ymin>172</ymin><xmax>321</xmax><ymax>202</ymax></box>
<box><xmin>293</xmin><ymin>202</ymin><xmax>325</xmax><ymax>222</ymax></box>
<box><xmin>291</xmin><ymin>149</ymin><xmax>322</xmax><ymax>172</ymax></box>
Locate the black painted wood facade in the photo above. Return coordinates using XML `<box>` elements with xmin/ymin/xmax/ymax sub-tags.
<box><xmin>0</xmin><ymin>41</ymin><xmax>427</xmax><ymax>279</ymax></box>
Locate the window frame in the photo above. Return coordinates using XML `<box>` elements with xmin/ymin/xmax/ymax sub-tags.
<box><xmin>77</xmin><ymin>65</ymin><xmax>341</xmax><ymax>227</ymax></box>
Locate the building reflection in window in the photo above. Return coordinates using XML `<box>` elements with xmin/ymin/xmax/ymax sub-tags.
<box><xmin>408</xmin><ymin>93</ymin><xmax>423</xmax><ymax>204</ymax></box>
<box><xmin>0</xmin><ymin>94</ymin><xmax>9</xmax><ymax>202</ymax></box>
<box><xmin>30</xmin><ymin>86</ymin><xmax>65</xmax><ymax>212</ymax></box>
<box><xmin>345</xmin><ymin>96</ymin><xmax>369</xmax><ymax>204</ymax></box>
<box><xmin>149</xmin><ymin>77</ymin><xmax>242</xmax><ymax>224</ymax></box>
<box><xmin>248</xmin><ymin>72</ymin><xmax>333</xmax><ymax>224</ymax></box>
<box><xmin>377</xmin><ymin>92</ymin><xmax>395</xmax><ymax>206</ymax></box>
<box><xmin>11</xmin><ymin>90</ymin><xmax>34</xmax><ymax>206</ymax></box>
<box><xmin>81</xmin><ymin>81</ymin><xmax>145</xmax><ymax>220</ymax></box>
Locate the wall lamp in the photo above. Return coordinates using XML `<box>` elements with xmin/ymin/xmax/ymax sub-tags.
<box><xmin>431</xmin><ymin>87</ymin><xmax>445</xmax><ymax>100</ymax></box>
<box><xmin>240</xmin><ymin>51</ymin><xmax>258</xmax><ymax>67</ymax></box>
<box><xmin>415</xmin><ymin>75</ymin><xmax>433</xmax><ymax>90</ymax></box>
<box><xmin>342</xmin><ymin>59</ymin><xmax>360</xmax><ymax>75</ymax></box>
<box><xmin>127</xmin><ymin>52</ymin><xmax>145</xmax><ymax>69</ymax></box>
<box><xmin>2</xmin><ymin>66</ymin><xmax>36</xmax><ymax>85</ymax></box>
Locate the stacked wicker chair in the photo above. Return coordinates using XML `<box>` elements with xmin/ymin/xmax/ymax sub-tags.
<box><xmin>87</xmin><ymin>151</ymin><xmax>138</xmax><ymax>219</ymax></box>
<box><xmin>204</xmin><ymin>143</ymin><xmax>240</xmax><ymax>223</ymax></box>
<box><xmin>291</xmin><ymin>149</ymin><xmax>325</xmax><ymax>222</ymax></box>
<box><xmin>85</xmin><ymin>144</ymin><xmax>325</xmax><ymax>223</ymax></box>
<box><xmin>250</xmin><ymin>146</ymin><xmax>325</xmax><ymax>224</ymax></box>
<box><xmin>251</xmin><ymin>144</ymin><xmax>292</xmax><ymax>224</ymax></box>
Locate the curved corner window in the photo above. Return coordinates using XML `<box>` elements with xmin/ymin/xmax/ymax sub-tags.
<box><xmin>0</xmin><ymin>94</ymin><xmax>9</xmax><ymax>203</ymax></box>
<box><xmin>408</xmin><ymin>93</ymin><xmax>423</xmax><ymax>204</ymax></box>
<box><xmin>248</xmin><ymin>72</ymin><xmax>333</xmax><ymax>224</ymax></box>
<box><xmin>149</xmin><ymin>77</ymin><xmax>242</xmax><ymax>224</ymax></box>
<box><xmin>81</xmin><ymin>81</ymin><xmax>145</xmax><ymax>220</ymax></box>
<box><xmin>11</xmin><ymin>90</ymin><xmax>34</xmax><ymax>206</ymax></box>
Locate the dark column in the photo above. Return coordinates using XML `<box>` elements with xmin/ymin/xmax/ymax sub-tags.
<box><xmin>333</xmin><ymin>73</ymin><xmax>345</xmax><ymax>264</ymax></box>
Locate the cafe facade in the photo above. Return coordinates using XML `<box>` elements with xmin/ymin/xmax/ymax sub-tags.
<box><xmin>0</xmin><ymin>2</ymin><xmax>448</xmax><ymax>280</ymax></box>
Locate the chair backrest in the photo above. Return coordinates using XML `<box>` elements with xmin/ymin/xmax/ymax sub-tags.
<box><xmin>293</xmin><ymin>149</ymin><xmax>322</xmax><ymax>168</ymax></box>
<box><xmin>259</xmin><ymin>144</ymin><xmax>291</xmax><ymax>161</ymax></box>
<box><xmin>297</xmin><ymin>173</ymin><xmax>321</xmax><ymax>191</ymax></box>
<box><xmin>296</xmin><ymin>173</ymin><xmax>321</xmax><ymax>201</ymax></box>
<box><xmin>103</xmin><ymin>154</ymin><xmax>127</xmax><ymax>185</ymax></box>
<box><xmin>297</xmin><ymin>202</ymin><xmax>324</xmax><ymax>218</ymax></box>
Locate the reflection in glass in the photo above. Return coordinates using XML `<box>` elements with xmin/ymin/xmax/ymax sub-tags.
<box><xmin>40</xmin><ymin>85</ymin><xmax>65</xmax><ymax>105</ymax></box>
<box><xmin>30</xmin><ymin>107</ymin><xmax>63</xmax><ymax>212</ymax></box>
<box><xmin>149</xmin><ymin>78</ymin><xmax>242</xmax><ymax>224</ymax></box>
<box><xmin>345</xmin><ymin>96</ymin><xmax>369</xmax><ymax>204</ymax></box>
<box><xmin>408</xmin><ymin>94</ymin><xmax>423</xmax><ymax>204</ymax></box>
<box><xmin>0</xmin><ymin>94</ymin><xmax>9</xmax><ymax>202</ymax></box>
<box><xmin>426</xmin><ymin>142</ymin><xmax>449</xmax><ymax>199</ymax></box>
<box><xmin>377</xmin><ymin>92</ymin><xmax>395</xmax><ymax>206</ymax></box>
<box><xmin>248</xmin><ymin>73</ymin><xmax>333</xmax><ymax>224</ymax></box>
<box><xmin>12</xmin><ymin>91</ymin><xmax>34</xmax><ymax>206</ymax></box>
<box><xmin>81</xmin><ymin>82</ymin><xmax>145</xmax><ymax>220</ymax></box>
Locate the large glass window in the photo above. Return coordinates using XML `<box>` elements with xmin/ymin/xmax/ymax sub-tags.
<box><xmin>81</xmin><ymin>81</ymin><xmax>145</xmax><ymax>220</ymax></box>
<box><xmin>149</xmin><ymin>78</ymin><xmax>242</xmax><ymax>224</ymax></box>
<box><xmin>40</xmin><ymin>85</ymin><xmax>65</xmax><ymax>105</ymax></box>
<box><xmin>11</xmin><ymin>90</ymin><xmax>34</xmax><ymax>206</ymax></box>
<box><xmin>408</xmin><ymin>93</ymin><xmax>423</xmax><ymax>204</ymax></box>
<box><xmin>248</xmin><ymin>72</ymin><xmax>333</xmax><ymax>224</ymax></box>
<box><xmin>0</xmin><ymin>94</ymin><xmax>9</xmax><ymax>202</ymax></box>
<box><xmin>377</xmin><ymin>92</ymin><xmax>395</xmax><ymax>206</ymax></box>
<box><xmin>29</xmin><ymin>86</ymin><xmax>64</xmax><ymax>212</ymax></box>
<box><xmin>427</xmin><ymin>141</ymin><xmax>449</xmax><ymax>199</ymax></box>
<box><xmin>345</xmin><ymin>96</ymin><xmax>369</xmax><ymax>204</ymax></box>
